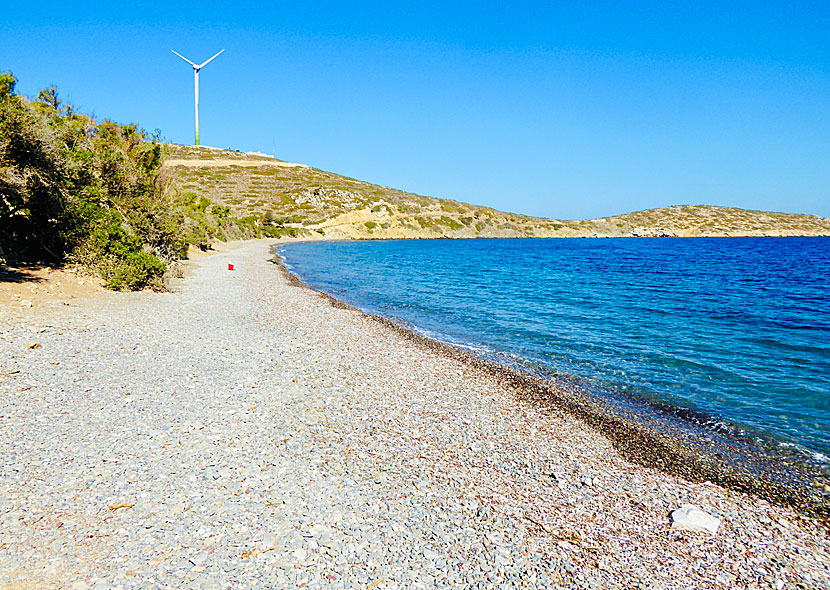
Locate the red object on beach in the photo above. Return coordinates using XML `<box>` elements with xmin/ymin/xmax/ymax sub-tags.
<box><xmin>228</xmin><ymin>263</ymin><xmax>234</xmax><ymax>271</ymax></box>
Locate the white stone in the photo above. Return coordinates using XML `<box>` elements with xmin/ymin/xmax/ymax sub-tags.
<box><xmin>671</xmin><ymin>504</ymin><xmax>721</xmax><ymax>534</ymax></box>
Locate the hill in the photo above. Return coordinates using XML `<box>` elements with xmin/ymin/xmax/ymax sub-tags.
<box><xmin>161</xmin><ymin>145</ymin><xmax>830</xmax><ymax>240</ymax></box>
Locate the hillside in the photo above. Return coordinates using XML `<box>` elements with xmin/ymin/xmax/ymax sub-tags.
<box><xmin>1</xmin><ymin>74</ymin><xmax>181</xmax><ymax>289</ymax></box>
<box><xmin>161</xmin><ymin>145</ymin><xmax>830</xmax><ymax>240</ymax></box>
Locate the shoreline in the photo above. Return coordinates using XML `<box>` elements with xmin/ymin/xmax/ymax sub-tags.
<box><xmin>2</xmin><ymin>238</ymin><xmax>829</xmax><ymax>589</ymax></box>
<box><xmin>271</xmin><ymin>244</ymin><xmax>830</xmax><ymax>522</ymax></box>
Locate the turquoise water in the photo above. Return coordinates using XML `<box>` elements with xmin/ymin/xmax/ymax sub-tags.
<box><xmin>278</xmin><ymin>237</ymin><xmax>830</xmax><ymax>467</ymax></box>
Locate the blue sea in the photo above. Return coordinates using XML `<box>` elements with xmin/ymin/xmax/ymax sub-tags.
<box><xmin>278</xmin><ymin>237</ymin><xmax>830</xmax><ymax>470</ymax></box>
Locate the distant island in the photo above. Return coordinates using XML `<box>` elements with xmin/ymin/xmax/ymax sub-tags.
<box><xmin>163</xmin><ymin>144</ymin><xmax>830</xmax><ymax>241</ymax></box>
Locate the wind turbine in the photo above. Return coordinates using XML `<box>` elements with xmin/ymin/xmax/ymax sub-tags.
<box><xmin>171</xmin><ymin>49</ymin><xmax>224</xmax><ymax>145</ymax></box>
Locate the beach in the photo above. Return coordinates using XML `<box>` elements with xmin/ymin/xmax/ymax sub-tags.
<box><xmin>1</xmin><ymin>239</ymin><xmax>828</xmax><ymax>589</ymax></box>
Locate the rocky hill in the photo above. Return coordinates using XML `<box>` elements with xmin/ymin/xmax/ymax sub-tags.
<box><xmin>161</xmin><ymin>145</ymin><xmax>830</xmax><ymax>240</ymax></box>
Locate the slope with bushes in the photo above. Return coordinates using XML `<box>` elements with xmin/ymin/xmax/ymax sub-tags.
<box><xmin>0</xmin><ymin>74</ymin><xmax>258</xmax><ymax>289</ymax></box>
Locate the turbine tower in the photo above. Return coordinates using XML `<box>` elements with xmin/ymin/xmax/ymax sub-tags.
<box><xmin>171</xmin><ymin>49</ymin><xmax>224</xmax><ymax>145</ymax></box>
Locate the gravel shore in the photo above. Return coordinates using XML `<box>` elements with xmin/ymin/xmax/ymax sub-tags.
<box><xmin>1</xmin><ymin>239</ymin><xmax>828</xmax><ymax>590</ymax></box>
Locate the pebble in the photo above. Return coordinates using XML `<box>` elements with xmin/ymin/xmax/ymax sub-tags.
<box><xmin>0</xmin><ymin>240</ymin><xmax>827</xmax><ymax>589</ymax></box>
<box><xmin>671</xmin><ymin>504</ymin><xmax>722</xmax><ymax>535</ymax></box>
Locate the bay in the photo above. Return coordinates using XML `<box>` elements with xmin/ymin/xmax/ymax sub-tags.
<box><xmin>278</xmin><ymin>237</ymin><xmax>830</xmax><ymax>468</ymax></box>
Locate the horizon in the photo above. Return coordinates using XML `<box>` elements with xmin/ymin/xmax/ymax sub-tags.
<box><xmin>2</xmin><ymin>1</ymin><xmax>828</xmax><ymax>219</ymax></box>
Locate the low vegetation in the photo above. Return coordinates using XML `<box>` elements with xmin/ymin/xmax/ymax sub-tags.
<box><xmin>0</xmin><ymin>74</ymin><xmax>293</xmax><ymax>289</ymax></box>
<box><xmin>162</xmin><ymin>145</ymin><xmax>830</xmax><ymax>241</ymax></box>
<box><xmin>0</xmin><ymin>73</ymin><xmax>174</xmax><ymax>288</ymax></box>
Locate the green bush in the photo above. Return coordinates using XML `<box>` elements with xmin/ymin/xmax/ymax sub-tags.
<box><xmin>0</xmin><ymin>73</ymin><xmax>177</xmax><ymax>289</ymax></box>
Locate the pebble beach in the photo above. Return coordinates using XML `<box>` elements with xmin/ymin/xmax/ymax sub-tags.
<box><xmin>1</xmin><ymin>239</ymin><xmax>828</xmax><ymax>590</ymax></box>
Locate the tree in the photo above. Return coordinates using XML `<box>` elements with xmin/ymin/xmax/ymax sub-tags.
<box><xmin>37</xmin><ymin>85</ymin><xmax>61</xmax><ymax>110</ymax></box>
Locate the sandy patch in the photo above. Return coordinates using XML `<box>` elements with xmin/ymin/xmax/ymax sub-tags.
<box><xmin>0</xmin><ymin>265</ymin><xmax>105</xmax><ymax>312</ymax></box>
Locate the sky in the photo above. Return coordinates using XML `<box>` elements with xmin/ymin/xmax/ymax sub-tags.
<box><xmin>2</xmin><ymin>1</ymin><xmax>828</xmax><ymax>220</ymax></box>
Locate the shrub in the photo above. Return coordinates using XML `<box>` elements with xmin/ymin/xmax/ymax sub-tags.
<box><xmin>0</xmin><ymin>73</ymin><xmax>176</xmax><ymax>288</ymax></box>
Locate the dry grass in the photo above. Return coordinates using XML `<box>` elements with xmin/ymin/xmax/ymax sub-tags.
<box><xmin>161</xmin><ymin>145</ymin><xmax>830</xmax><ymax>240</ymax></box>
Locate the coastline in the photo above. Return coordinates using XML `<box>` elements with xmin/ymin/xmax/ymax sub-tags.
<box><xmin>273</xmin><ymin>241</ymin><xmax>830</xmax><ymax>520</ymax></box>
<box><xmin>2</xmin><ymin>239</ymin><xmax>828</xmax><ymax>589</ymax></box>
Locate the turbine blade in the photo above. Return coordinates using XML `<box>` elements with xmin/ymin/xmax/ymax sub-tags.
<box><xmin>198</xmin><ymin>49</ymin><xmax>225</xmax><ymax>69</ymax></box>
<box><xmin>171</xmin><ymin>50</ymin><xmax>197</xmax><ymax>67</ymax></box>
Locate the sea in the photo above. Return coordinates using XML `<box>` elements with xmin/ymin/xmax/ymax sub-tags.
<box><xmin>277</xmin><ymin>237</ymin><xmax>830</xmax><ymax>475</ymax></box>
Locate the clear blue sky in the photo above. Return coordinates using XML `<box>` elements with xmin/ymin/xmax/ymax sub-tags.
<box><xmin>3</xmin><ymin>1</ymin><xmax>828</xmax><ymax>219</ymax></box>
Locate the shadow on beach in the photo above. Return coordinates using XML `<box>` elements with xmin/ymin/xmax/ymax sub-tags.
<box><xmin>0</xmin><ymin>266</ymin><xmax>46</xmax><ymax>284</ymax></box>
